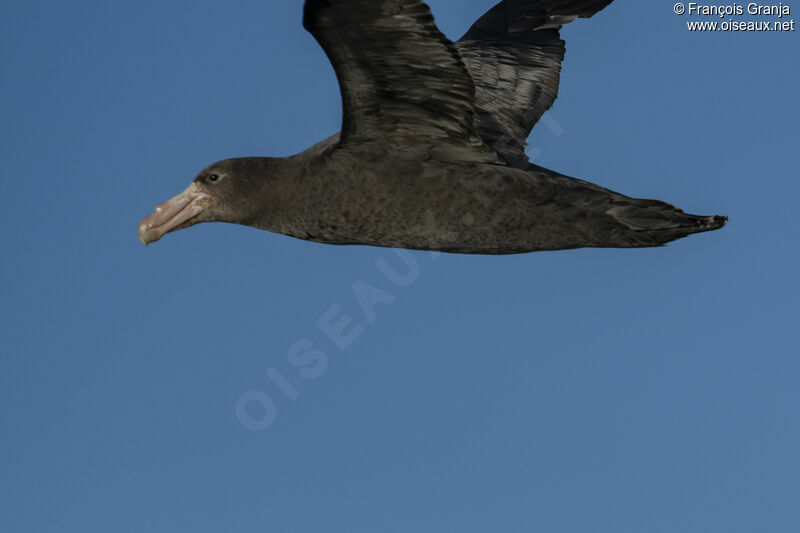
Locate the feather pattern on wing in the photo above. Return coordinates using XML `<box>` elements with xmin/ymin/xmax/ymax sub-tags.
<box><xmin>303</xmin><ymin>0</ymin><xmax>479</xmax><ymax>145</ymax></box>
<box><xmin>457</xmin><ymin>0</ymin><xmax>613</xmax><ymax>167</ymax></box>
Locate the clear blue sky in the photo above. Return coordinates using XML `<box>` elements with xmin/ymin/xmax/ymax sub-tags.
<box><xmin>1</xmin><ymin>1</ymin><xmax>798</xmax><ymax>532</ymax></box>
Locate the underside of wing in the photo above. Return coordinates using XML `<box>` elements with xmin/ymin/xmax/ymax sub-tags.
<box><xmin>303</xmin><ymin>0</ymin><xmax>479</xmax><ymax>145</ymax></box>
<box><xmin>457</xmin><ymin>0</ymin><xmax>613</xmax><ymax>167</ymax></box>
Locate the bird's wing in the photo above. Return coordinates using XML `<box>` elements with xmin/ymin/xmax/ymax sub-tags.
<box><xmin>303</xmin><ymin>0</ymin><xmax>479</xmax><ymax>146</ymax></box>
<box><xmin>457</xmin><ymin>0</ymin><xmax>613</xmax><ymax>167</ymax></box>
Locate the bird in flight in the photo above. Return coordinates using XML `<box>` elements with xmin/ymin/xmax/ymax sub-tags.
<box><xmin>138</xmin><ymin>0</ymin><xmax>726</xmax><ymax>254</ymax></box>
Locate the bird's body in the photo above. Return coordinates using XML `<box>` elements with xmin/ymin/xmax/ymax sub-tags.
<box><xmin>138</xmin><ymin>0</ymin><xmax>726</xmax><ymax>253</ymax></box>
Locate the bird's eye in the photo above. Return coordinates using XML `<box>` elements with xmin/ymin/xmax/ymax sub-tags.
<box><xmin>208</xmin><ymin>174</ymin><xmax>220</xmax><ymax>182</ymax></box>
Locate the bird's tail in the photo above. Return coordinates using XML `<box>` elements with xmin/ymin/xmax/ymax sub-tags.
<box><xmin>606</xmin><ymin>197</ymin><xmax>728</xmax><ymax>246</ymax></box>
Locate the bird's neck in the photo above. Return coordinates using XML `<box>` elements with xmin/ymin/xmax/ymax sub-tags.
<box><xmin>247</xmin><ymin>149</ymin><xmax>338</xmax><ymax>240</ymax></box>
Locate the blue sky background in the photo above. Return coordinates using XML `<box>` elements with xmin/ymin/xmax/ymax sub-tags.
<box><xmin>1</xmin><ymin>1</ymin><xmax>798</xmax><ymax>532</ymax></box>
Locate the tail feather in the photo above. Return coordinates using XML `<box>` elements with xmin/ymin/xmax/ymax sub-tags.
<box><xmin>607</xmin><ymin>198</ymin><xmax>728</xmax><ymax>246</ymax></box>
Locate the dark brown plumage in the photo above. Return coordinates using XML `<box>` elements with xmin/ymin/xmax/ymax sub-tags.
<box><xmin>138</xmin><ymin>0</ymin><xmax>726</xmax><ymax>253</ymax></box>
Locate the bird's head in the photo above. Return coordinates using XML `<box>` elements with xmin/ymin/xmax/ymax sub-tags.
<box><xmin>137</xmin><ymin>158</ymin><xmax>268</xmax><ymax>245</ymax></box>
